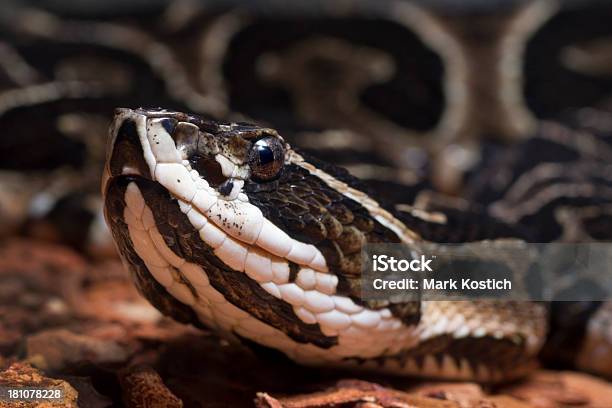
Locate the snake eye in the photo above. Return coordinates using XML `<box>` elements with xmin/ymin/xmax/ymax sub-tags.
<box><xmin>248</xmin><ymin>137</ymin><xmax>284</xmax><ymax>181</ymax></box>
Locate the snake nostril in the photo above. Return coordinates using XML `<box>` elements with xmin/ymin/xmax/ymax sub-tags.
<box><xmin>190</xmin><ymin>155</ymin><xmax>228</xmax><ymax>187</ymax></box>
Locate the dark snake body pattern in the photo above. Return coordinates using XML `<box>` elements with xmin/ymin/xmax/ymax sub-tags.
<box><xmin>0</xmin><ymin>1</ymin><xmax>611</xmax><ymax>381</ymax></box>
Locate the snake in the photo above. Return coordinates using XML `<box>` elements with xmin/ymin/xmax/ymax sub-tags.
<box><xmin>102</xmin><ymin>107</ymin><xmax>551</xmax><ymax>382</ymax></box>
<box><xmin>2</xmin><ymin>0</ymin><xmax>612</xmax><ymax>381</ymax></box>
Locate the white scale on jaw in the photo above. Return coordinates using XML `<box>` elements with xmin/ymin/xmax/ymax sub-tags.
<box><xmin>111</xmin><ymin>111</ymin><xmax>546</xmax><ymax>380</ymax></box>
<box><xmin>118</xmin><ymin>113</ymin><xmax>420</xmax><ymax>367</ymax></box>
<box><xmin>123</xmin><ymin>181</ymin><xmax>419</xmax><ymax>366</ymax></box>
<box><xmin>142</xmin><ymin>116</ymin><xmax>327</xmax><ymax>272</ymax></box>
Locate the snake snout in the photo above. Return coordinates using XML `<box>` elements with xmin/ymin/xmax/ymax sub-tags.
<box><xmin>105</xmin><ymin>109</ymin><xmax>151</xmax><ymax>182</ymax></box>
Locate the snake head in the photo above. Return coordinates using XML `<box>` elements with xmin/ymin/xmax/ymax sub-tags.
<box><xmin>102</xmin><ymin>108</ymin><xmax>545</xmax><ymax>382</ymax></box>
<box><xmin>102</xmin><ymin>106</ymin><xmax>418</xmax><ymax>354</ymax></box>
<box><xmin>103</xmin><ymin>107</ymin><xmax>327</xmax><ymax>269</ymax></box>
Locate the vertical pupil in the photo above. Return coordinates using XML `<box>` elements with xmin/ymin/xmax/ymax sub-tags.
<box><xmin>249</xmin><ymin>137</ymin><xmax>283</xmax><ymax>181</ymax></box>
<box><xmin>257</xmin><ymin>144</ymin><xmax>274</xmax><ymax>164</ymax></box>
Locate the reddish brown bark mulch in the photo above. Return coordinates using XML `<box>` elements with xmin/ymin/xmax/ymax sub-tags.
<box><xmin>1</xmin><ymin>239</ymin><xmax>611</xmax><ymax>407</ymax></box>
<box><xmin>0</xmin><ymin>362</ymin><xmax>78</xmax><ymax>408</ymax></box>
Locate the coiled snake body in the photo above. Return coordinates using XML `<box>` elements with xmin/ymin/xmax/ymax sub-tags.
<box><xmin>103</xmin><ymin>108</ymin><xmax>547</xmax><ymax>382</ymax></box>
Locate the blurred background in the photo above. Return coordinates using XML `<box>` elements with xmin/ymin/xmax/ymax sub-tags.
<box><xmin>1</xmin><ymin>0</ymin><xmax>612</xmax><ymax>254</ymax></box>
